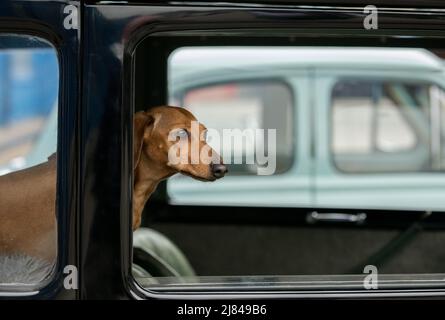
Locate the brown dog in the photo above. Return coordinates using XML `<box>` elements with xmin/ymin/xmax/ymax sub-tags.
<box><xmin>0</xmin><ymin>154</ymin><xmax>57</xmax><ymax>262</ymax></box>
<box><xmin>133</xmin><ymin>106</ymin><xmax>227</xmax><ymax>229</ymax></box>
<box><xmin>0</xmin><ymin>106</ymin><xmax>227</xmax><ymax>263</ymax></box>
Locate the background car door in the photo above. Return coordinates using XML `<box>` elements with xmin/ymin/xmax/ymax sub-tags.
<box><xmin>314</xmin><ymin>69</ymin><xmax>445</xmax><ymax>211</ymax></box>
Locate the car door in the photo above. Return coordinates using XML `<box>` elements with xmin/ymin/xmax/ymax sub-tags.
<box><xmin>78</xmin><ymin>1</ymin><xmax>445</xmax><ymax>300</ymax></box>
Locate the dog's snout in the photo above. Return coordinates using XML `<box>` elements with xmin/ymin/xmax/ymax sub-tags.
<box><xmin>211</xmin><ymin>163</ymin><xmax>228</xmax><ymax>179</ymax></box>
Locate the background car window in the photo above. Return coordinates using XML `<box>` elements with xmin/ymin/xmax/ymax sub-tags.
<box><xmin>332</xmin><ymin>80</ymin><xmax>432</xmax><ymax>173</ymax></box>
<box><xmin>182</xmin><ymin>81</ymin><xmax>293</xmax><ymax>175</ymax></box>
<box><xmin>438</xmin><ymin>87</ymin><xmax>445</xmax><ymax>170</ymax></box>
<box><xmin>0</xmin><ymin>35</ymin><xmax>58</xmax><ymax>286</ymax></box>
<box><xmin>0</xmin><ymin>38</ymin><xmax>58</xmax><ymax>174</ymax></box>
<box><xmin>165</xmin><ymin>47</ymin><xmax>296</xmax><ymax>207</ymax></box>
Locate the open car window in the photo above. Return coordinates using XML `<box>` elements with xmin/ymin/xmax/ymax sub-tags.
<box><xmin>130</xmin><ymin>44</ymin><xmax>445</xmax><ymax>296</ymax></box>
<box><xmin>0</xmin><ymin>34</ymin><xmax>58</xmax><ymax>288</ymax></box>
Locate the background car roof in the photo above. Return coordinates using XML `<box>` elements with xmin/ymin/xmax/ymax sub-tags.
<box><xmin>170</xmin><ymin>47</ymin><xmax>445</xmax><ymax>79</ymax></box>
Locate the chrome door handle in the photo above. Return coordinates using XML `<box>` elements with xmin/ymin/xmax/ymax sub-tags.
<box><xmin>306</xmin><ymin>211</ymin><xmax>367</xmax><ymax>225</ymax></box>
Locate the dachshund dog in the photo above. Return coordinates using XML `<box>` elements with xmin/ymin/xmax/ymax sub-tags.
<box><xmin>132</xmin><ymin>106</ymin><xmax>227</xmax><ymax>229</ymax></box>
<box><xmin>0</xmin><ymin>106</ymin><xmax>227</xmax><ymax>266</ymax></box>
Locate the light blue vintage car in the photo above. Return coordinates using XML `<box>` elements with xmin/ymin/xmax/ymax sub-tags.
<box><xmin>167</xmin><ymin>47</ymin><xmax>445</xmax><ymax>211</ymax></box>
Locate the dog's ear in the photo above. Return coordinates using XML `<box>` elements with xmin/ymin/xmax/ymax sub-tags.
<box><xmin>134</xmin><ymin>111</ymin><xmax>154</xmax><ymax>170</ymax></box>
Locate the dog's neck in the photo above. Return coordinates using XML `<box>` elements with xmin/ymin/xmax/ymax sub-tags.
<box><xmin>133</xmin><ymin>155</ymin><xmax>173</xmax><ymax>230</ymax></box>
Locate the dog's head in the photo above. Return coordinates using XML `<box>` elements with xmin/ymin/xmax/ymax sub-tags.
<box><xmin>134</xmin><ymin>106</ymin><xmax>227</xmax><ymax>181</ymax></box>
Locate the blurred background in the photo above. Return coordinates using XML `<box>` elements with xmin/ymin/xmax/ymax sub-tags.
<box><xmin>167</xmin><ymin>47</ymin><xmax>445</xmax><ymax>211</ymax></box>
<box><xmin>0</xmin><ymin>35</ymin><xmax>58</xmax><ymax>175</ymax></box>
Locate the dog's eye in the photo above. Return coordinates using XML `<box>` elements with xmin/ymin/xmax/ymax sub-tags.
<box><xmin>176</xmin><ymin>129</ymin><xmax>189</xmax><ymax>139</ymax></box>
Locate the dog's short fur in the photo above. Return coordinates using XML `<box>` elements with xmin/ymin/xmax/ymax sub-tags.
<box><xmin>0</xmin><ymin>154</ymin><xmax>57</xmax><ymax>262</ymax></box>
<box><xmin>132</xmin><ymin>106</ymin><xmax>226</xmax><ymax>229</ymax></box>
<box><xmin>0</xmin><ymin>106</ymin><xmax>226</xmax><ymax>268</ymax></box>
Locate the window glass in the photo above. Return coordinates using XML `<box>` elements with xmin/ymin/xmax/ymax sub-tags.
<box><xmin>182</xmin><ymin>81</ymin><xmax>293</xmax><ymax>175</ymax></box>
<box><xmin>332</xmin><ymin>80</ymin><xmax>432</xmax><ymax>172</ymax></box>
<box><xmin>0</xmin><ymin>35</ymin><xmax>58</xmax><ymax>286</ymax></box>
<box><xmin>438</xmin><ymin>88</ymin><xmax>445</xmax><ymax>169</ymax></box>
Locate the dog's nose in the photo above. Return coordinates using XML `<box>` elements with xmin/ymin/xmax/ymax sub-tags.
<box><xmin>211</xmin><ymin>163</ymin><xmax>228</xmax><ymax>179</ymax></box>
